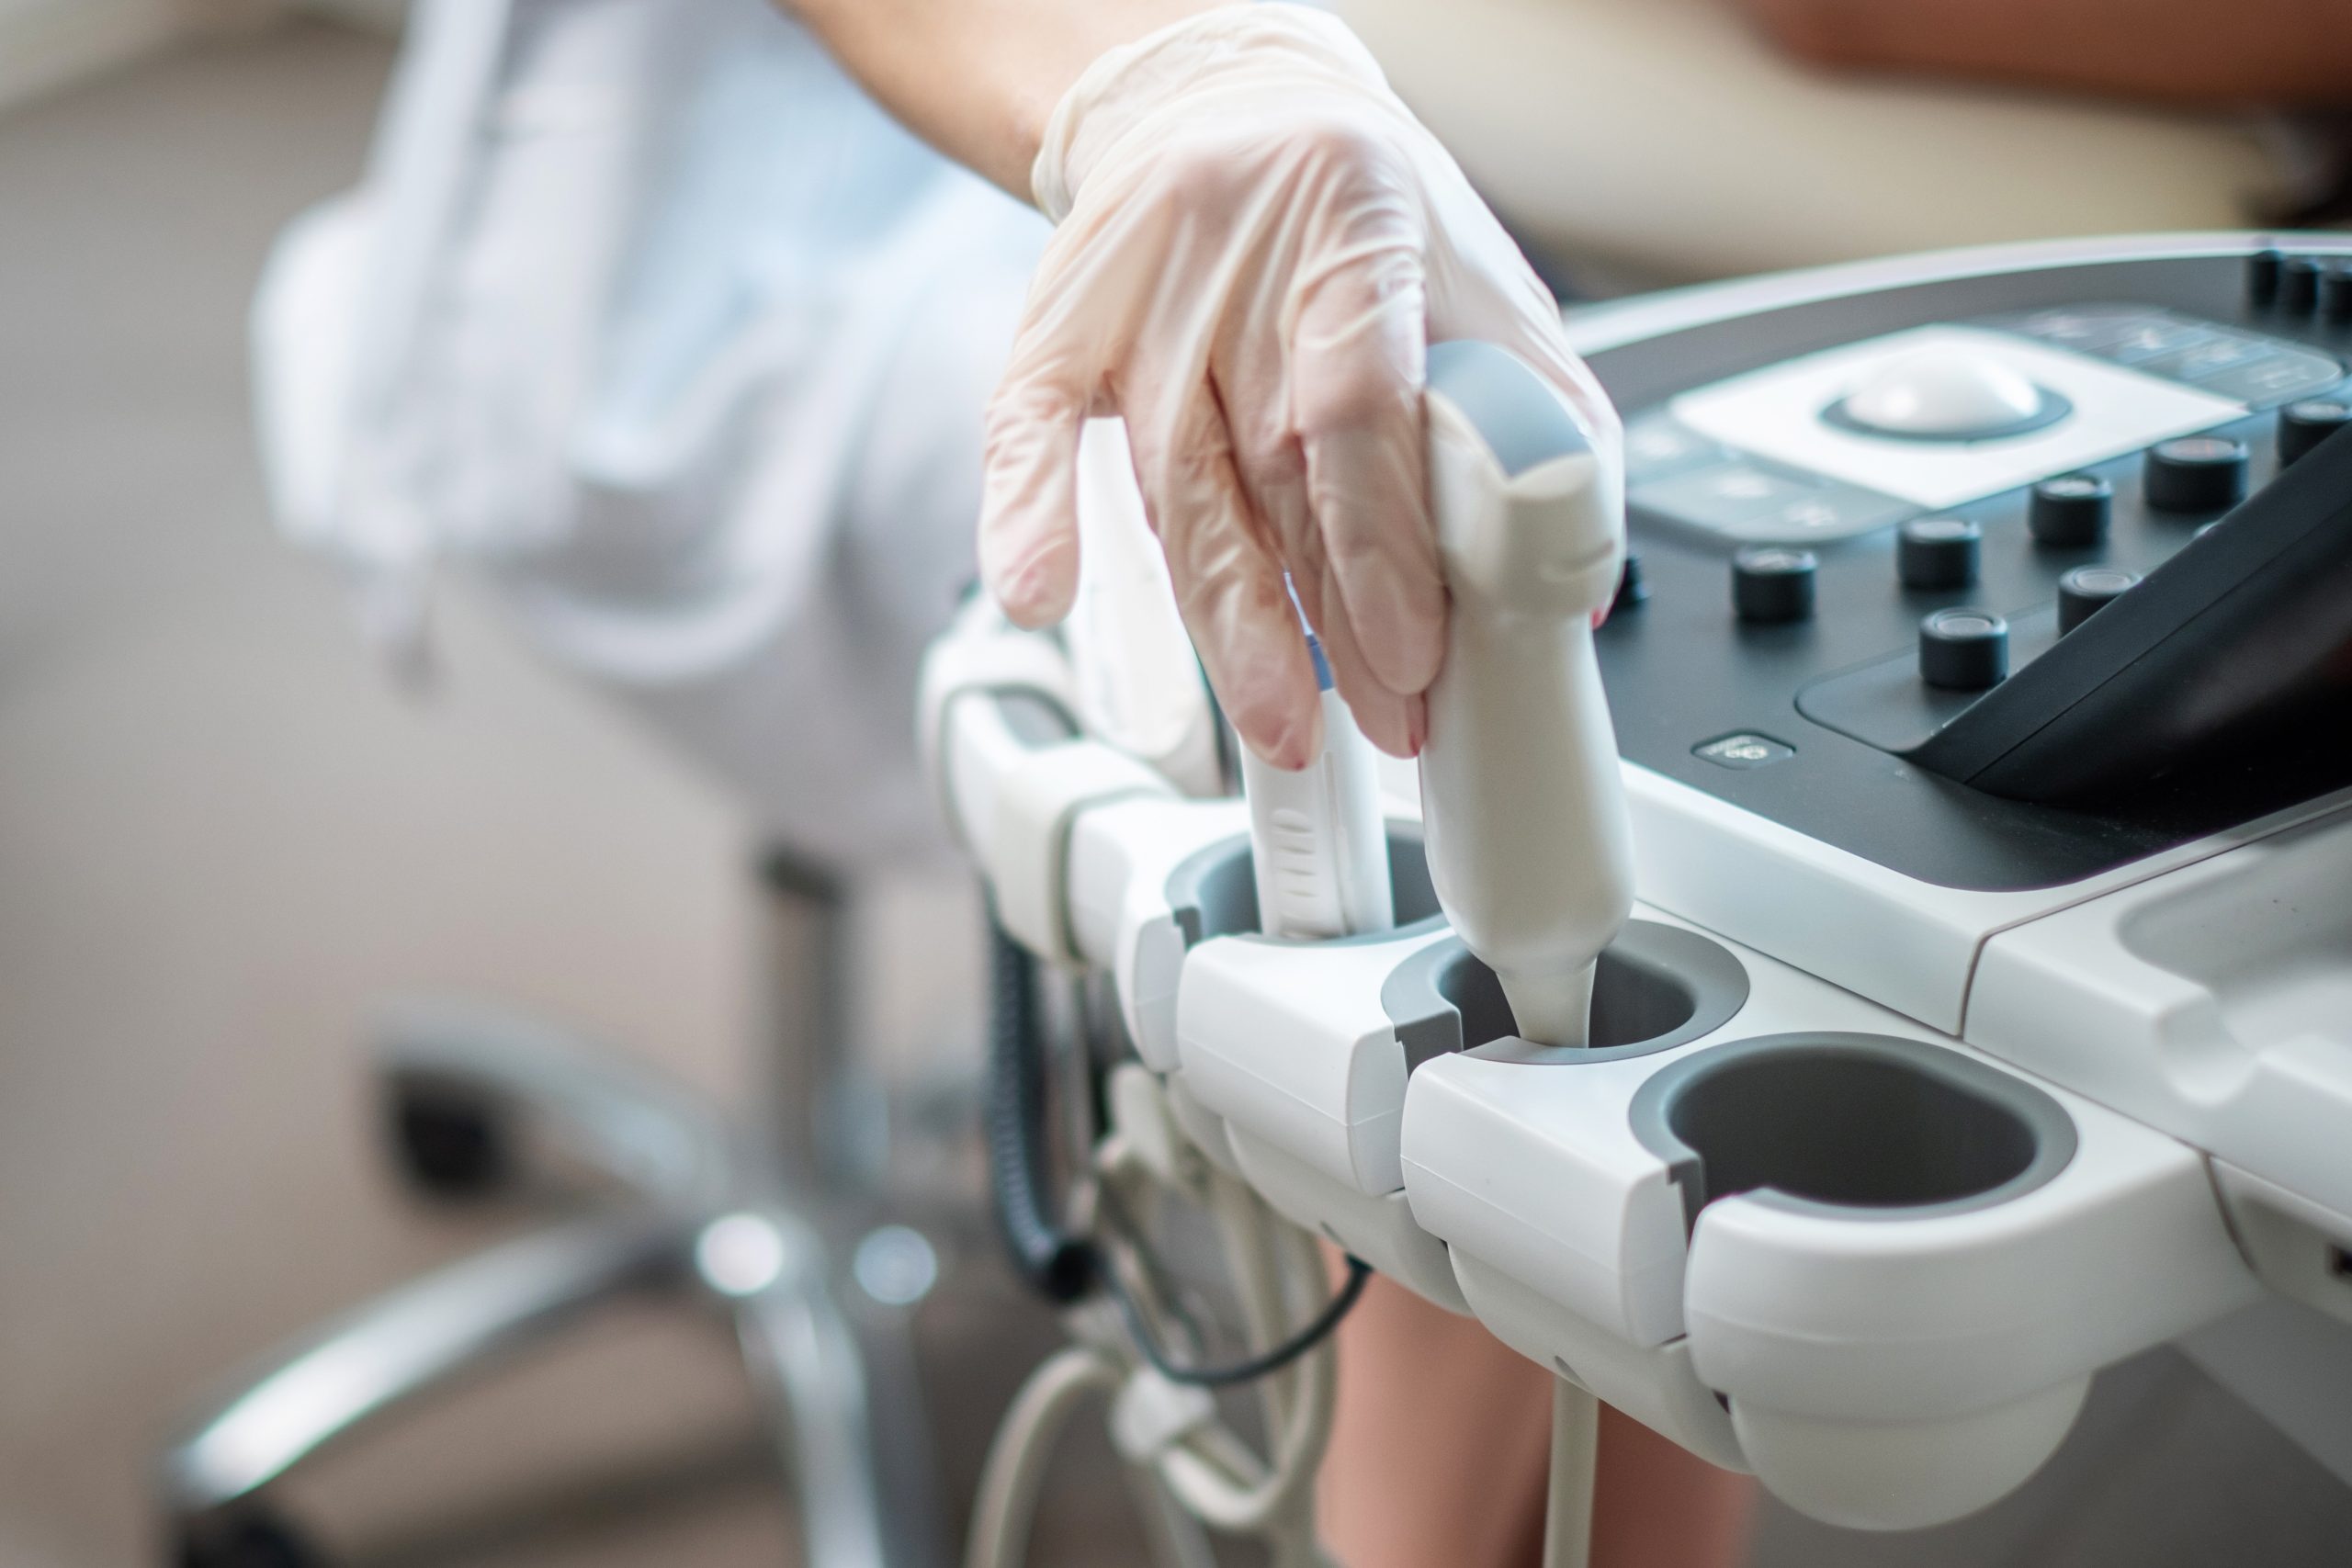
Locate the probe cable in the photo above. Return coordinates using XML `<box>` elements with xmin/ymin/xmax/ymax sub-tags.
<box><xmin>1104</xmin><ymin>1242</ymin><xmax>1370</xmax><ymax>1386</ymax></box>
<box><xmin>964</xmin><ymin>1176</ymin><xmax>1352</xmax><ymax>1567</ymax></box>
<box><xmin>975</xmin><ymin>911</ymin><xmax>1363</xmax><ymax>1566</ymax></box>
<box><xmin>983</xmin><ymin>909</ymin><xmax>1371</xmax><ymax>1382</ymax></box>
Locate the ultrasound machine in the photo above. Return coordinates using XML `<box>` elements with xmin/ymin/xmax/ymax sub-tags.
<box><xmin>920</xmin><ymin>232</ymin><xmax>2352</xmax><ymax>1557</ymax></box>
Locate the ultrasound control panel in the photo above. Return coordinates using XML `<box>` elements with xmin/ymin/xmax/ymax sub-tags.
<box><xmin>1580</xmin><ymin>243</ymin><xmax>2352</xmax><ymax>891</ymax></box>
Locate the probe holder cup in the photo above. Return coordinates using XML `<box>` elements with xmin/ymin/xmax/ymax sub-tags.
<box><xmin>1175</xmin><ymin>829</ymin><xmax>1752</xmax><ymax>1317</ymax></box>
<box><xmin>1170</xmin><ymin>826</ymin><xmax>1466</xmax><ymax>1304</ymax></box>
<box><xmin>1408</xmin><ymin>998</ymin><xmax>2259</xmax><ymax>1529</ymax></box>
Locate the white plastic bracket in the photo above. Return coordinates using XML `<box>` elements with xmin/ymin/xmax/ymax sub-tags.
<box><xmin>983</xmin><ymin>736</ymin><xmax>1173</xmax><ymax>966</ymax></box>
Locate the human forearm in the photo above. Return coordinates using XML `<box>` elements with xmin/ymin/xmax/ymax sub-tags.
<box><xmin>776</xmin><ymin>0</ymin><xmax>1236</xmax><ymax>197</ymax></box>
<box><xmin>1738</xmin><ymin>0</ymin><xmax>2352</xmax><ymax>107</ymax></box>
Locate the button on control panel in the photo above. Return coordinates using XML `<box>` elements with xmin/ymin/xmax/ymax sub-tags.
<box><xmin>1896</xmin><ymin>516</ymin><xmax>1981</xmax><ymax>591</ymax></box>
<box><xmin>2028</xmin><ymin>473</ymin><xmax>2111</xmax><ymax>548</ymax></box>
<box><xmin>1631</xmin><ymin>455</ymin><xmax>1912</xmax><ymax>544</ymax></box>
<box><xmin>2000</xmin><ymin>305</ymin><xmax>2342</xmax><ymax>407</ymax></box>
<box><xmin>1693</xmin><ymin>733</ymin><xmax>1796</xmax><ymax>770</ymax></box>
<box><xmin>2144</xmin><ymin>434</ymin><xmax>2251</xmax><ymax>513</ymax></box>
<box><xmin>2279</xmin><ymin>399</ymin><xmax>2352</xmax><ymax>466</ymax></box>
<box><xmin>2057</xmin><ymin>566</ymin><xmax>2139</xmax><ymax>634</ymax></box>
<box><xmin>2282</xmin><ymin>256</ymin><xmax>2324</xmax><ymax>314</ymax></box>
<box><xmin>1918</xmin><ymin>609</ymin><xmax>2009</xmax><ymax>692</ymax></box>
<box><xmin>1732</xmin><ymin>546</ymin><xmax>1817</xmax><ymax>624</ymax></box>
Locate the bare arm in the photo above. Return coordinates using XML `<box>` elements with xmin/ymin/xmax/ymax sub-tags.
<box><xmin>1736</xmin><ymin>0</ymin><xmax>2352</xmax><ymax>107</ymax></box>
<box><xmin>777</xmin><ymin>0</ymin><xmax>1236</xmax><ymax>197</ymax></box>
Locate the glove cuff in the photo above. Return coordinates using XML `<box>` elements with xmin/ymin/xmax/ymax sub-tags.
<box><xmin>1030</xmin><ymin>3</ymin><xmax>1393</xmax><ymax>222</ymax></box>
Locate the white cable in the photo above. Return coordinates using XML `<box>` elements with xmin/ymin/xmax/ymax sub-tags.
<box><xmin>964</xmin><ymin>1346</ymin><xmax>1121</xmax><ymax>1568</ymax></box>
<box><xmin>1150</xmin><ymin>1177</ymin><xmax>1339</xmax><ymax>1533</ymax></box>
<box><xmin>968</xmin><ymin>1136</ymin><xmax>1341</xmax><ymax>1567</ymax></box>
<box><xmin>1084</xmin><ymin>1144</ymin><xmax>1340</xmax><ymax>1539</ymax></box>
<box><xmin>967</xmin><ymin>913</ymin><xmax>1347</xmax><ymax>1567</ymax></box>
<box><xmin>1542</xmin><ymin>1375</ymin><xmax>1600</xmax><ymax>1568</ymax></box>
<box><xmin>955</xmin><ymin>1150</ymin><xmax>1343</xmax><ymax>1566</ymax></box>
<box><xmin>1120</xmin><ymin>1457</ymin><xmax>1221</xmax><ymax>1568</ymax></box>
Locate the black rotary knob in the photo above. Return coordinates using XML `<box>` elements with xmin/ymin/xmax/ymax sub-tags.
<box><xmin>2282</xmin><ymin>256</ymin><xmax>2324</xmax><ymax>314</ymax></box>
<box><xmin>1897</xmin><ymin>516</ymin><xmax>1981</xmax><ymax>590</ymax></box>
<box><xmin>2248</xmin><ymin>248</ymin><xmax>2284</xmax><ymax>307</ymax></box>
<box><xmin>1732</xmin><ymin>546</ymin><xmax>1816</xmax><ymax>624</ymax></box>
<box><xmin>1919</xmin><ymin>608</ymin><xmax>2009</xmax><ymax>691</ymax></box>
<box><xmin>2144</xmin><ymin>434</ymin><xmax>2250</xmax><ymax>513</ymax></box>
<box><xmin>1611</xmin><ymin>551</ymin><xmax>1649</xmax><ymax>614</ymax></box>
<box><xmin>2279</xmin><ymin>399</ymin><xmax>2352</xmax><ymax>467</ymax></box>
<box><xmin>2028</xmin><ymin>473</ymin><xmax>2112</xmax><ymax>548</ymax></box>
<box><xmin>2057</xmin><ymin>566</ymin><xmax>2140</xmax><ymax>634</ymax></box>
<box><xmin>2325</xmin><ymin>264</ymin><xmax>2352</xmax><ymax>324</ymax></box>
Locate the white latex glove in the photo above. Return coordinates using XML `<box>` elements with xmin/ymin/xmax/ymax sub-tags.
<box><xmin>978</xmin><ymin>3</ymin><xmax>1616</xmax><ymax>770</ymax></box>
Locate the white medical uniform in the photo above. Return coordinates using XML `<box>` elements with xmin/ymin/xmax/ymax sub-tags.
<box><xmin>256</xmin><ymin>0</ymin><xmax>1051</xmax><ymax>863</ymax></box>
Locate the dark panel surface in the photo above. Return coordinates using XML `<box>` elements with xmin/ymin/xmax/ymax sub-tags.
<box><xmin>1587</xmin><ymin>248</ymin><xmax>2352</xmax><ymax>890</ymax></box>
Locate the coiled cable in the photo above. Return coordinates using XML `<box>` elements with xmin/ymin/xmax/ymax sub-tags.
<box><xmin>985</xmin><ymin>913</ymin><xmax>1095</xmax><ymax>1303</ymax></box>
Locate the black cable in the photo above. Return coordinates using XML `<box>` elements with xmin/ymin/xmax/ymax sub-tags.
<box><xmin>1091</xmin><ymin>1184</ymin><xmax>1218</xmax><ymax>1360</ymax></box>
<box><xmin>984</xmin><ymin>908</ymin><xmax>1374</xmax><ymax>1379</ymax></box>
<box><xmin>1102</xmin><ymin>1253</ymin><xmax>1373</xmax><ymax>1389</ymax></box>
<box><xmin>985</xmin><ymin>911</ymin><xmax>1097</xmax><ymax>1303</ymax></box>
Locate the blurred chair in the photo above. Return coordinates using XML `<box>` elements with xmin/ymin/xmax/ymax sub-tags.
<box><xmin>162</xmin><ymin>852</ymin><xmax>944</xmax><ymax>1568</ymax></box>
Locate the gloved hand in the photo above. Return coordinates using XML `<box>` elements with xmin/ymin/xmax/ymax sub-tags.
<box><xmin>978</xmin><ymin>3</ymin><xmax>1615</xmax><ymax>769</ymax></box>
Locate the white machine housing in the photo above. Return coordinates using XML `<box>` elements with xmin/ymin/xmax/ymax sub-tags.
<box><xmin>917</xmin><ymin>236</ymin><xmax>2352</xmax><ymax>1531</ymax></box>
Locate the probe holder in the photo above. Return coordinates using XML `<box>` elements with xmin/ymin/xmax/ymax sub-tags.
<box><xmin>1407</xmin><ymin>950</ymin><xmax>2258</xmax><ymax>1528</ymax></box>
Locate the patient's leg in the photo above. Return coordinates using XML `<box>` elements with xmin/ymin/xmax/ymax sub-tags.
<box><xmin>1316</xmin><ymin>1270</ymin><xmax>1755</xmax><ymax>1568</ymax></box>
<box><xmin>1589</xmin><ymin>1402</ymin><xmax>1756</xmax><ymax>1568</ymax></box>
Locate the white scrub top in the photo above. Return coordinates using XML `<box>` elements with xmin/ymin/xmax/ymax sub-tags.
<box><xmin>255</xmin><ymin>0</ymin><xmax>1052</xmax><ymax>864</ymax></box>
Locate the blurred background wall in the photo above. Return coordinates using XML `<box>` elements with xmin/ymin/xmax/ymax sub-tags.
<box><xmin>0</xmin><ymin>0</ymin><xmax>425</xmax><ymax>110</ymax></box>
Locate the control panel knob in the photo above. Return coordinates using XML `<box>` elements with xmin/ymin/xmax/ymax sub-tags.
<box><xmin>2282</xmin><ymin>256</ymin><xmax>2324</xmax><ymax>314</ymax></box>
<box><xmin>1896</xmin><ymin>515</ymin><xmax>1982</xmax><ymax>589</ymax></box>
<box><xmin>2325</xmin><ymin>264</ymin><xmax>2352</xmax><ymax>324</ymax></box>
<box><xmin>2279</xmin><ymin>399</ymin><xmax>2352</xmax><ymax>467</ymax></box>
<box><xmin>1918</xmin><ymin>608</ymin><xmax>2008</xmax><ymax>691</ymax></box>
<box><xmin>2028</xmin><ymin>473</ymin><xmax>2112</xmax><ymax>548</ymax></box>
<box><xmin>1611</xmin><ymin>551</ymin><xmax>1649</xmax><ymax>614</ymax></box>
<box><xmin>2057</xmin><ymin>566</ymin><xmax>2139</xmax><ymax>634</ymax></box>
<box><xmin>1732</xmin><ymin>546</ymin><xmax>1816</xmax><ymax>623</ymax></box>
<box><xmin>2144</xmin><ymin>434</ymin><xmax>2250</xmax><ymax>513</ymax></box>
<box><xmin>2248</xmin><ymin>248</ymin><xmax>2283</xmax><ymax>307</ymax></box>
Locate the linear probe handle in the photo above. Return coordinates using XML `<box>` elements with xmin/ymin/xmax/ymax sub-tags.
<box><xmin>1416</xmin><ymin>342</ymin><xmax>1634</xmax><ymax>1047</ymax></box>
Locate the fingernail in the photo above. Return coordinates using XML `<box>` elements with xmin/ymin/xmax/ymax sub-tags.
<box><xmin>987</xmin><ymin>575</ymin><xmax>1044</xmax><ymax>626</ymax></box>
<box><xmin>1270</xmin><ymin>700</ymin><xmax>1324</xmax><ymax>772</ymax></box>
<box><xmin>989</xmin><ymin>538</ymin><xmax>1070</xmax><ymax>626</ymax></box>
<box><xmin>1002</xmin><ymin>559</ymin><xmax>1050</xmax><ymax>616</ymax></box>
<box><xmin>1404</xmin><ymin>695</ymin><xmax>1427</xmax><ymax>758</ymax></box>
